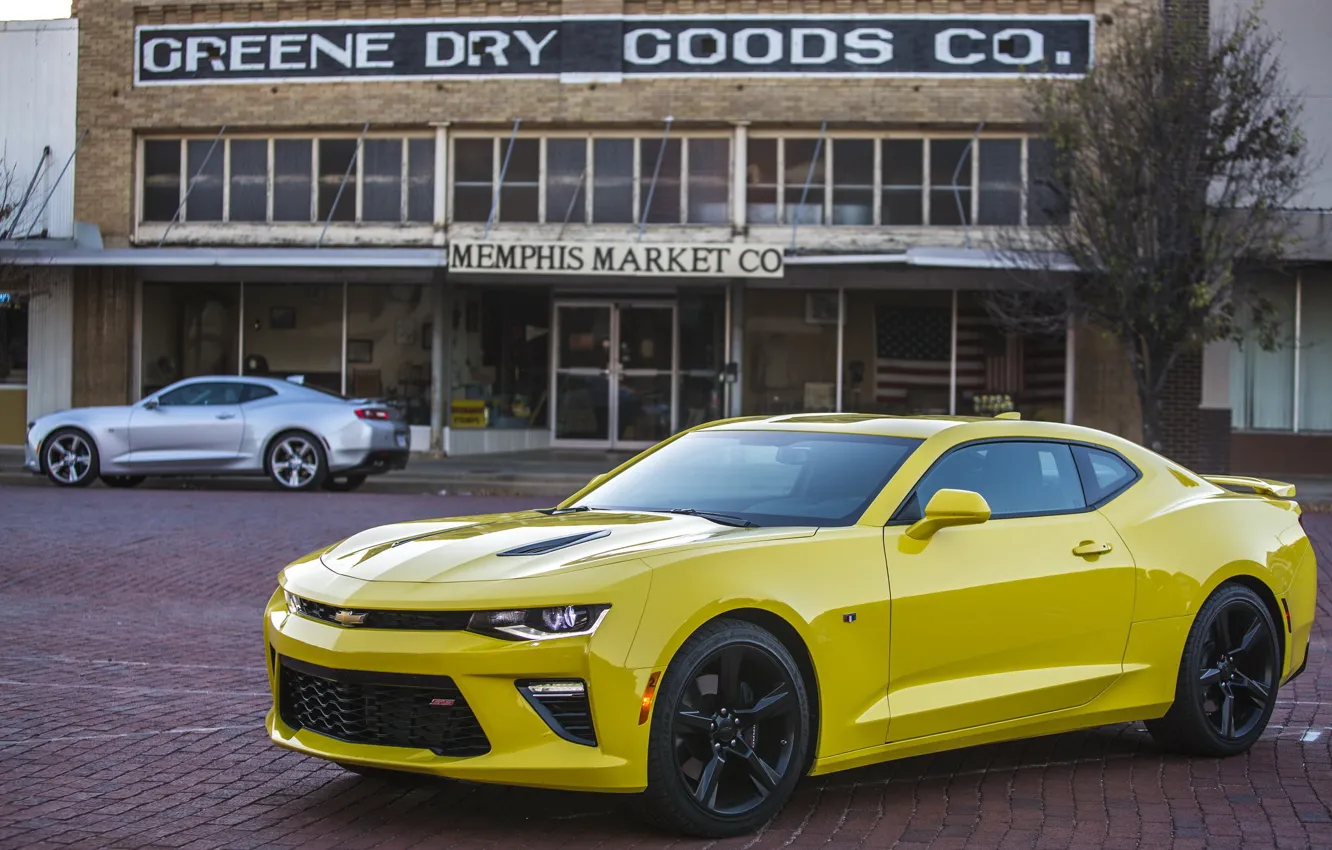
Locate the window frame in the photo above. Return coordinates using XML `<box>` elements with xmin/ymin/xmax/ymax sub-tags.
<box><xmin>136</xmin><ymin>133</ymin><xmax>435</xmax><ymax>226</ymax></box>
<box><xmin>447</xmin><ymin>131</ymin><xmax>732</xmax><ymax>226</ymax></box>
<box><xmin>746</xmin><ymin>132</ymin><xmax>1046</xmax><ymax>227</ymax></box>
<box><xmin>887</xmin><ymin>437</ymin><xmax>1142</xmax><ymax>525</ymax></box>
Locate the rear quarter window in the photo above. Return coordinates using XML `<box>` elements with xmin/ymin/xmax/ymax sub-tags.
<box><xmin>1072</xmin><ymin>446</ymin><xmax>1140</xmax><ymax>505</ymax></box>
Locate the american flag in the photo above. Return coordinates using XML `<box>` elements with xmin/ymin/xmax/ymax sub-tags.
<box><xmin>873</xmin><ymin>305</ymin><xmax>1065</xmax><ymax>408</ymax></box>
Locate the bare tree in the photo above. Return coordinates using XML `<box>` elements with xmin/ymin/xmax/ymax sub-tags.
<box><xmin>990</xmin><ymin>6</ymin><xmax>1310</xmax><ymax>454</ymax></box>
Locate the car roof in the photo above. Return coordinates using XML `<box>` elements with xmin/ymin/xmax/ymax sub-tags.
<box><xmin>697</xmin><ymin>413</ymin><xmax>1136</xmax><ymax>450</ymax></box>
<box><xmin>165</xmin><ymin>375</ymin><xmax>329</xmax><ymax>395</ymax></box>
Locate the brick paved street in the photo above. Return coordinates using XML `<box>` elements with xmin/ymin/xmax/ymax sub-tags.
<box><xmin>0</xmin><ymin>485</ymin><xmax>1329</xmax><ymax>850</ymax></box>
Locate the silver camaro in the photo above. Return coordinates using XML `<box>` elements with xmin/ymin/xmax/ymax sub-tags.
<box><xmin>24</xmin><ymin>375</ymin><xmax>411</xmax><ymax>491</ymax></box>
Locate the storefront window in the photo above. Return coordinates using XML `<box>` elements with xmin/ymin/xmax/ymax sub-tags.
<box><xmin>142</xmin><ymin>140</ymin><xmax>182</xmax><ymax>222</ymax></box>
<box><xmin>832</xmin><ymin>140</ymin><xmax>874</xmax><ymax>226</ymax></box>
<box><xmin>273</xmin><ymin>139</ymin><xmax>314</xmax><ymax>222</ymax></box>
<box><xmin>679</xmin><ymin>290</ymin><xmax>726</xmax><ymax>428</ymax></box>
<box><xmin>362</xmin><ymin>139</ymin><xmax>404</xmax><ymax>222</ymax></box>
<box><xmin>747</xmin><ymin>139</ymin><xmax>779</xmax><ymax>225</ymax></box>
<box><xmin>142</xmin><ymin>135</ymin><xmax>434</xmax><ymax>227</ymax></box>
<box><xmin>1028</xmin><ymin>139</ymin><xmax>1071</xmax><ymax>226</ymax></box>
<box><xmin>744</xmin><ymin>290</ymin><xmax>838</xmax><ymax>415</ymax></box>
<box><xmin>930</xmin><ymin>139</ymin><xmax>972</xmax><ymax>226</ymax></box>
<box><xmin>477</xmin><ymin>288</ymin><xmax>550</xmax><ymax>429</ymax></box>
<box><xmin>783</xmin><ymin>139</ymin><xmax>825</xmax><ymax>225</ymax></box>
<box><xmin>140</xmin><ymin>283</ymin><xmax>240</xmax><ymax>395</ymax></box>
<box><xmin>453</xmin><ymin>138</ymin><xmax>495</xmax><ymax>223</ymax></box>
<box><xmin>0</xmin><ymin>293</ymin><xmax>27</xmax><ymax>446</ymax></box>
<box><xmin>546</xmin><ymin>139</ymin><xmax>588</xmax><ymax>224</ymax></box>
<box><xmin>640</xmin><ymin>138</ymin><xmax>682</xmax><ymax>224</ymax></box>
<box><xmin>687</xmin><ymin>139</ymin><xmax>729</xmax><ymax>224</ymax></box>
<box><xmin>1299</xmin><ymin>276</ymin><xmax>1332</xmax><ymax>431</ymax></box>
<box><xmin>229</xmin><ymin>140</ymin><xmax>268</xmax><ymax>222</ymax></box>
<box><xmin>1231</xmin><ymin>279</ymin><xmax>1297</xmax><ymax>430</ymax></box>
<box><xmin>345</xmin><ymin>285</ymin><xmax>433</xmax><ymax>424</ymax></box>
<box><xmin>844</xmin><ymin>290</ymin><xmax>952</xmax><ymax>415</ymax></box>
<box><xmin>185</xmin><ymin>139</ymin><xmax>224</xmax><ymax>221</ymax></box>
<box><xmin>318</xmin><ymin>139</ymin><xmax>358</xmax><ymax>222</ymax></box>
<box><xmin>953</xmin><ymin>293</ymin><xmax>1066</xmax><ymax>421</ymax></box>
<box><xmin>977</xmin><ymin>139</ymin><xmax>1022</xmax><ymax>226</ymax></box>
<box><xmin>593</xmin><ymin>139</ymin><xmax>635</xmax><ymax>223</ymax></box>
<box><xmin>882</xmin><ymin>140</ymin><xmax>924</xmax><ymax>225</ymax></box>
<box><xmin>0</xmin><ymin>293</ymin><xmax>27</xmax><ymax>386</ymax></box>
<box><xmin>243</xmin><ymin>284</ymin><xmax>343</xmax><ymax>394</ymax></box>
<box><xmin>500</xmin><ymin>139</ymin><xmax>541</xmax><ymax>223</ymax></box>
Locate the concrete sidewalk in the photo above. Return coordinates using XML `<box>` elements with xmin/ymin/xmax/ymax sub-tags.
<box><xmin>4</xmin><ymin>444</ymin><xmax>1332</xmax><ymax>505</ymax></box>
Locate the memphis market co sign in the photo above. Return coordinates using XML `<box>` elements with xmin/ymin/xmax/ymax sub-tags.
<box><xmin>449</xmin><ymin>240</ymin><xmax>785</xmax><ymax>278</ymax></box>
<box><xmin>134</xmin><ymin>15</ymin><xmax>1094</xmax><ymax>85</ymax></box>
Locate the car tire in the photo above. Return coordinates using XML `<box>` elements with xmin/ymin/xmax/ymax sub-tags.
<box><xmin>1145</xmin><ymin>584</ymin><xmax>1281</xmax><ymax>758</ymax></box>
<box><xmin>42</xmin><ymin>428</ymin><xmax>99</xmax><ymax>488</ymax></box>
<box><xmin>102</xmin><ymin>475</ymin><xmax>146</xmax><ymax>489</ymax></box>
<box><xmin>635</xmin><ymin>619</ymin><xmax>811</xmax><ymax>838</ymax></box>
<box><xmin>266</xmin><ymin>431</ymin><xmax>328</xmax><ymax>491</ymax></box>
<box><xmin>321</xmin><ymin>474</ymin><xmax>367</xmax><ymax>492</ymax></box>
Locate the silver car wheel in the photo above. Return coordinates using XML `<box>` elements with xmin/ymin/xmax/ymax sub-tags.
<box><xmin>46</xmin><ymin>434</ymin><xmax>93</xmax><ymax>484</ymax></box>
<box><xmin>271</xmin><ymin>436</ymin><xmax>320</xmax><ymax>489</ymax></box>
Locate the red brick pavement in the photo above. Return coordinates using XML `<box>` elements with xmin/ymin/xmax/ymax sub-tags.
<box><xmin>0</xmin><ymin>484</ymin><xmax>1328</xmax><ymax>850</ymax></box>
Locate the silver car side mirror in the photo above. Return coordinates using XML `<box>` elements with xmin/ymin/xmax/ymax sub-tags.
<box><xmin>143</xmin><ymin>398</ymin><xmax>160</xmax><ymax>410</ymax></box>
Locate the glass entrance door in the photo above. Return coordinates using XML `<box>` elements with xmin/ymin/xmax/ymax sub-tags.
<box><xmin>553</xmin><ymin>301</ymin><xmax>677</xmax><ymax>449</ymax></box>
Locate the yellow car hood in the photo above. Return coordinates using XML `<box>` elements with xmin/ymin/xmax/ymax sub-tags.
<box><xmin>318</xmin><ymin>510</ymin><xmax>814</xmax><ymax>583</ymax></box>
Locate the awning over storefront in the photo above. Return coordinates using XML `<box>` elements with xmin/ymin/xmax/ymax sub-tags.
<box><xmin>1</xmin><ymin>224</ymin><xmax>1075</xmax><ymax>272</ymax></box>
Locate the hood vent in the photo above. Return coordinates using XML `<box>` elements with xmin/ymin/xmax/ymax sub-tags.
<box><xmin>497</xmin><ymin>529</ymin><xmax>611</xmax><ymax>557</ymax></box>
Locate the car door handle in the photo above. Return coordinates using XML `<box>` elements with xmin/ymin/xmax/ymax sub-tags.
<box><xmin>215</xmin><ymin>413</ymin><xmax>237</xmax><ymax>420</ymax></box>
<box><xmin>1072</xmin><ymin>541</ymin><xmax>1113</xmax><ymax>557</ymax></box>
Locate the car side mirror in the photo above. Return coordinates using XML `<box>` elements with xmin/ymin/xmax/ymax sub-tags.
<box><xmin>143</xmin><ymin>398</ymin><xmax>160</xmax><ymax>410</ymax></box>
<box><xmin>906</xmin><ymin>489</ymin><xmax>991</xmax><ymax>540</ymax></box>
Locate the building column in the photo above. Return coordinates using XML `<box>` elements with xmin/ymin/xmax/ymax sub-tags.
<box><xmin>432</xmin><ymin>122</ymin><xmax>450</xmax><ymax>247</ymax></box>
<box><xmin>1199</xmin><ymin>339</ymin><xmax>1233</xmax><ymax>473</ymax></box>
<box><xmin>731</xmin><ymin>122</ymin><xmax>748</xmax><ymax>235</ymax></box>
<box><xmin>429</xmin><ymin>278</ymin><xmax>449</xmax><ymax>454</ymax></box>
<box><xmin>727</xmin><ymin>280</ymin><xmax>744</xmax><ymax>417</ymax></box>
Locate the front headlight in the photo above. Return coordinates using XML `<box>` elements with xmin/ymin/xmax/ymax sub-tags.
<box><xmin>468</xmin><ymin>605</ymin><xmax>610</xmax><ymax>641</ymax></box>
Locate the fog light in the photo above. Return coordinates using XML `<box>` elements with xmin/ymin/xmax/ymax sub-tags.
<box><xmin>526</xmin><ymin>681</ymin><xmax>586</xmax><ymax>696</ymax></box>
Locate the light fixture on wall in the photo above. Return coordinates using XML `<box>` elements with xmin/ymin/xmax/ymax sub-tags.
<box><xmin>252</xmin><ymin>319</ymin><xmax>262</xmax><ymax>330</ymax></box>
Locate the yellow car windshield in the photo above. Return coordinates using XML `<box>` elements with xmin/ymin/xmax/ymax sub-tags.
<box><xmin>573</xmin><ymin>430</ymin><xmax>921</xmax><ymax>527</ymax></box>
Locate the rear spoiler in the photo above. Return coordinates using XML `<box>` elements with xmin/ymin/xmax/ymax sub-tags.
<box><xmin>1202</xmin><ymin>475</ymin><xmax>1297</xmax><ymax>500</ymax></box>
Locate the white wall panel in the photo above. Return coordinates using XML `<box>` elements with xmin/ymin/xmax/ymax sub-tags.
<box><xmin>26</xmin><ymin>268</ymin><xmax>73</xmax><ymax>420</ymax></box>
<box><xmin>0</xmin><ymin>20</ymin><xmax>78</xmax><ymax>240</ymax></box>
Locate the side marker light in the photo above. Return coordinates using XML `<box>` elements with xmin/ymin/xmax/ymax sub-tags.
<box><xmin>639</xmin><ymin>671</ymin><xmax>662</xmax><ymax>725</ymax></box>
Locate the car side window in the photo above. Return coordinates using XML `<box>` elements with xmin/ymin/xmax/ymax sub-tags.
<box><xmin>1072</xmin><ymin>446</ymin><xmax>1139</xmax><ymax>505</ymax></box>
<box><xmin>240</xmin><ymin>384</ymin><xmax>277</xmax><ymax>403</ymax></box>
<box><xmin>897</xmin><ymin>441</ymin><xmax>1087</xmax><ymax>521</ymax></box>
<box><xmin>156</xmin><ymin>382</ymin><xmax>243</xmax><ymax>406</ymax></box>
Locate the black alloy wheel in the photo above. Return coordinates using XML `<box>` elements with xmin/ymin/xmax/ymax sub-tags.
<box><xmin>638</xmin><ymin>620</ymin><xmax>809</xmax><ymax>837</ymax></box>
<box><xmin>1146</xmin><ymin>584</ymin><xmax>1281</xmax><ymax>757</ymax></box>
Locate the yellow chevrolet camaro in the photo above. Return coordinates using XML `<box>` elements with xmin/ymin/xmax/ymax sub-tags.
<box><xmin>265</xmin><ymin>415</ymin><xmax>1318</xmax><ymax>836</ymax></box>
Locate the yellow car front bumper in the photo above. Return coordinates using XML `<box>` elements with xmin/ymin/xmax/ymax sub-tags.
<box><xmin>262</xmin><ymin>568</ymin><xmax>657</xmax><ymax>793</ymax></box>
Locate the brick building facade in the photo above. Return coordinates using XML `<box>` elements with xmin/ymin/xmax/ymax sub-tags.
<box><xmin>11</xmin><ymin>0</ymin><xmax>1223</xmax><ymax>462</ymax></box>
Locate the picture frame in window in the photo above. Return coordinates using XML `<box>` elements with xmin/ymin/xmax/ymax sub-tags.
<box><xmin>805</xmin><ymin>292</ymin><xmax>839</xmax><ymax>325</ymax></box>
<box><xmin>347</xmin><ymin>339</ymin><xmax>374</xmax><ymax>364</ymax></box>
<box><xmin>269</xmin><ymin>306</ymin><xmax>296</xmax><ymax>330</ymax></box>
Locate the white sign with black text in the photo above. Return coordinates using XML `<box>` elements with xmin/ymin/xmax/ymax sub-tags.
<box><xmin>448</xmin><ymin>241</ymin><xmax>785</xmax><ymax>278</ymax></box>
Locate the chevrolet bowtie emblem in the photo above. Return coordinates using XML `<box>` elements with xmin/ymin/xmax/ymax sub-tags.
<box><xmin>333</xmin><ymin>609</ymin><xmax>368</xmax><ymax>626</ymax></box>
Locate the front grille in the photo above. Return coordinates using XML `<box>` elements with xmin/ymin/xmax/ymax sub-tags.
<box><xmin>288</xmin><ymin>595</ymin><xmax>471</xmax><ymax>631</ymax></box>
<box><xmin>278</xmin><ymin>657</ymin><xmax>490</xmax><ymax>757</ymax></box>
